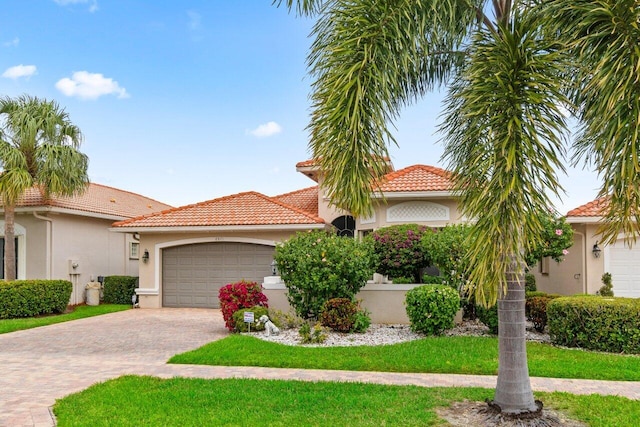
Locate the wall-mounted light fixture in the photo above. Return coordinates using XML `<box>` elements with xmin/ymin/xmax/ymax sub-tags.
<box><xmin>592</xmin><ymin>241</ymin><xmax>602</xmax><ymax>258</ymax></box>
<box><xmin>142</xmin><ymin>249</ymin><xmax>150</xmax><ymax>263</ymax></box>
<box><xmin>270</xmin><ymin>260</ymin><xmax>278</xmax><ymax>276</ymax></box>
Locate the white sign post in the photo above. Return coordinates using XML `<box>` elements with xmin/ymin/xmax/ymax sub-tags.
<box><xmin>244</xmin><ymin>311</ymin><xmax>254</xmax><ymax>332</ymax></box>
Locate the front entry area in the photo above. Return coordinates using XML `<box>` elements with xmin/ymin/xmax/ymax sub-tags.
<box><xmin>162</xmin><ymin>242</ymin><xmax>275</xmax><ymax>308</ymax></box>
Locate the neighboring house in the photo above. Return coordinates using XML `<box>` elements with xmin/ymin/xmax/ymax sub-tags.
<box><xmin>0</xmin><ymin>183</ymin><xmax>172</xmax><ymax>303</ymax></box>
<box><xmin>112</xmin><ymin>161</ymin><xmax>467</xmax><ymax>309</ymax></box>
<box><xmin>532</xmin><ymin>197</ymin><xmax>640</xmax><ymax>298</ymax></box>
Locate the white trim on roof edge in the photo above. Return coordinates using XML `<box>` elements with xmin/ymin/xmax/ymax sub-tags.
<box><xmin>566</xmin><ymin>216</ymin><xmax>602</xmax><ymax>224</ymax></box>
<box><xmin>372</xmin><ymin>191</ymin><xmax>454</xmax><ymax>199</ymax></box>
<box><xmin>13</xmin><ymin>206</ymin><xmax>130</xmax><ymax>221</ymax></box>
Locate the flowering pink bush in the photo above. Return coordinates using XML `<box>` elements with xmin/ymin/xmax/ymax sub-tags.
<box><xmin>369</xmin><ymin>224</ymin><xmax>432</xmax><ymax>282</ymax></box>
<box><xmin>218</xmin><ymin>280</ymin><xmax>268</xmax><ymax>331</ymax></box>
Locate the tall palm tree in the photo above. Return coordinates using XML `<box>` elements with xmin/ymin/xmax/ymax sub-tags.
<box><xmin>278</xmin><ymin>0</ymin><xmax>640</xmax><ymax>417</ymax></box>
<box><xmin>0</xmin><ymin>95</ymin><xmax>89</xmax><ymax>281</ymax></box>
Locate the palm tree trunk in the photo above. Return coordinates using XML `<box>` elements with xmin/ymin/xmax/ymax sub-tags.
<box><xmin>492</xmin><ymin>257</ymin><xmax>539</xmax><ymax>414</ymax></box>
<box><xmin>4</xmin><ymin>203</ymin><xmax>17</xmax><ymax>281</ymax></box>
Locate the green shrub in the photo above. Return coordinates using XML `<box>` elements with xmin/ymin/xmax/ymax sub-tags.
<box><xmin>525</xmin><ymin>273</ymin><xmax>537</xmax><ymax>292</ymax></box>
<box><xmin>0</xmin><ymin>280</ymin><xmax>72</xmax><ymax>319</ymax></box>
<box><xmin>320</xmin><ymin>298</ymin><xmax>358</xmax><ymax>332</ymax></box>
<box><xmin>524</xmin><ymin>213</ymin><xmax>574</xmax><ymax>267</ymax></box>
<box><xmin>422</xmin><ymin>224</ymin><xmax>473</xmax><ymax>291</ymax></box>
<box><xmin>476</xmin><ymin>304</ymin><xmax>498</xmax><ymax>334</ymax></box>
<box><xmin>392</xmin><ymin>277</ymin><xmax>415</xmax><ymax>284</ymax></box>
<box><xmin>525</xmin><ymin>296</ymin><xmax>556</xmax><ymax>332</ymax></box>
<box><xmin>525</xmin><ymin>291</ymin><xmax>562</xmax><ymax>320</ymax></box>
<box><xmin>267</xmin><ymin>309</ymin><xmax>303</xmax><ymax>330</ymax></box>
<box><xmin>597</xmin><ymin>272</ymin><xmax>614</xmax><ymax>297</ymax></box>
<box><xmin>405</xmin><ymin>285</ymin><xmax>460</xmax><ymax>335</ymax></box>
<box><xmin>548</xmin><ymin>296</ymin><xmax>640</xmax><ymax>353</ymax></box>
<box><xmin>102</xmin><ymin>276</ymin><xmax>138</xmax><ymax>305</ymax></box>
<box><xmin>275</xmin><ymin>230</ymin><xmax>375</xmax><ymax>319</ymax></box>
<box><xmin>369</xmin><ymin>224</ymin><xmax>432</xmax><ymax>283</ymax></box>
<box><xmin>352</xmin><ymin>308</ymin><xmax>371</xmax><ymax>333</ymax></box>
<box><xmin>219</xmin><ymin>280</ymin><xmax>268</xmax><ymax>331</ymax></box>
<box><xmin>422</xmin><ymin>274</ymin><xmax>446</xmax><ymax>285</ymax></box>
<box><xmin>232</xmin><ymin>306</ymin><xmax>269</xmax><ymax>333</ymax></box>
<box><xmin>299</xmin><ymin>322</ymin><xmax>327</xmax><ymax>344</ymax></box>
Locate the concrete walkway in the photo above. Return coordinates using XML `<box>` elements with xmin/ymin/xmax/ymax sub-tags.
<box><xmin>1</xmin><ymin>308</ymin><xmax>639</xmax><ymax>426</ymax></box>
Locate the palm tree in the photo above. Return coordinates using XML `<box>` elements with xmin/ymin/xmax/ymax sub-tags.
<box><xmin>0</xmin><ymin>95</ymin><xmax>89</xmax><ymax>281</ymax></box>
<box><xmin>278</xmin><ymin>0</ymin><xmax>640</xmax><ymax>417</ymax></box>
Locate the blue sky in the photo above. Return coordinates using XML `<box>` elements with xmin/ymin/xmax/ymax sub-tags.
<box><xmin>1</xmin><ymin>1</ymin><xmax>599</xmax><ymax>213</ymax></box>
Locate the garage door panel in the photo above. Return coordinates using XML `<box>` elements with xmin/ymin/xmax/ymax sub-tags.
<box><xmin>610</xmin><ymin>241</ymin><xmax>640</xmax><ymax>297</ymax></box>
<box><xmin>162</xmin><ymin>242</ymin><xmax>274</xmax><ymax>308</ymax></box>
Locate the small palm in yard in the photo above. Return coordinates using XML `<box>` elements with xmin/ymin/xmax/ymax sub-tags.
<box><xmin>277</xmin><ymin>0</ymin><xmax>640</xmax><ymax>419</ymax></box>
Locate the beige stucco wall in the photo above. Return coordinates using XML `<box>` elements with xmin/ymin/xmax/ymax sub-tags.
<box><xmin>530</xmin><ymin>223</ymin><xmax>605</xmax><ymax>295</ymax></box>
<box><xmin>135</xmin><ymin>229</ymin><xmax>311</xmax><ymax>308</ymax></box>
<box><xmin>356</xmin><ymin>197</ymin><xmax>464</xmax><ymax>231</ymax></box>
<box><xmin>4</xmin><ymin>211</ymin><xmax>138</xmax><ymax>304</ymax></box>
<box><xmin>263</xmin><ymin>281</ymin><xmax>420</xmax><ymax>324</ymax></box>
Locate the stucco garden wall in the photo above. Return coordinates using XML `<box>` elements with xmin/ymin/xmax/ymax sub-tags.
<box><xmin>262</xmin><ymin>278</ymin><xmax>421</xmax><ymax>324</ymax></box>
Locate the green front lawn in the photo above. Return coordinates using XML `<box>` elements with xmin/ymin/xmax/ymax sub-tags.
<box><xmin>53</xmin><ymin>376</ymin><xmax>640</xmax><ymax>426</ymax></box>
<box><xmin>0</xmin><ymin>304</ymin><xmax>130</xmax><ymax>334</ymax></box>
<box><xmin>170</xmin><ymin>334</ymin><xmax>640</xmax><ymax>381</ymax></box>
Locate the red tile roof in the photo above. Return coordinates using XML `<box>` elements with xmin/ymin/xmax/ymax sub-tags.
<box><xmin>112</xmin><ymin>191</ymin><xmax>325</xmax><ymax>228</ymax></box>
<box><xmin>273</xmin><ymin>186</ymin><xmax>319</xmax><ymax>216</ymax></box>
<box><xmin>567</xmin><ymin>196</ymin><xmax>608</xmax><ymax>217</ymax></box>
<box><xmin>5</xmin><ymin>183</ymin><xmax>172</xmax><ymax>219</ymax></box>
<box><xmin>377</xmin><ymin>164</ymin><xmax>453</xmax><ymax>192</ymax></box>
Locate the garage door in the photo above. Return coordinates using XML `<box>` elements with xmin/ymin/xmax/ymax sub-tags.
<box><xmin>609</xmin><ymin>239</ymin><xmax>640</xmax><ymax>298</ymax></box>
<box><xmin>162</xmin><ymin>242</ymin><xmax>274</xmax><ymax>308</ymax></box>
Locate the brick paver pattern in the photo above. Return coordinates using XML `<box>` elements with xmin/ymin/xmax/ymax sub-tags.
<box><xmin>1</xmin><ymin>308</ymin><xmax>638</xmax><ymax>426</ymax></box>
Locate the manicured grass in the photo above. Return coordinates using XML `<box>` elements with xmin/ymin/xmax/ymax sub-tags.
<box><xmin>52</xmin><ymin>375</ymin><xmax>640</xmax><ymax>427</ymax></box>
<box><xmin>170</xmin><ymin>334</ymin><xmax>640</xmax><ymax>381</ymax></box>
<box><xmin>0</xmin><ymin>304</ymin><xmax>130</xmax><ymax>334</ymax></box>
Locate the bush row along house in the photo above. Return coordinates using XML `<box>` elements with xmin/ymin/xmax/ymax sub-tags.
<box><xmin>1</xmin><ymin>160</ymin><xmax>636</xmax><ymax>308</ymax></box>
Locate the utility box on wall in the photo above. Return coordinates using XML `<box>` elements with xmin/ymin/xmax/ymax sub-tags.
<box><xmin>68</xmin><ymin>259</ymin><xmax>81</xmax><ymax>275</ymax></box>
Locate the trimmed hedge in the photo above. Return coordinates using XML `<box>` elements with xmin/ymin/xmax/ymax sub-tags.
<box><xmin>548</xmin><ymin>296</ymin><xmax>640</xmax><ymax>354</ymax></box>
<box><xmin>525</xmin><ymin>291</ymin><xmax>562</xmax><ymax>332</ymax></box>
<box><xmin>103</xmin><ymin>276</ymin><xmax>139</xmax><ymax>305</ymax></box>
<box><xmin>405</xmin><ymin>284</ymin><xmax>460</xmax><ymax>335</ymax></box>
<box><xmin>0</xmin><ymin>280</ymin><xmax>72</xmax><ymax>319</ymax></box>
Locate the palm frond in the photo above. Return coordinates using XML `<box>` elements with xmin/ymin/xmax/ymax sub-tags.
<box><xmin>441</xmin><ymin>11</ymin><xmax>570</xmax><ymax>305</ymax></box>
<box><xmin>544</xmin><ymin>0</ymin><xmax>640</xmax><ymax>244</ymax></box>
<box><xmin>307</xmin><ymin>0</ymin><xmax>478</xmax><ymax>216</ymax></box>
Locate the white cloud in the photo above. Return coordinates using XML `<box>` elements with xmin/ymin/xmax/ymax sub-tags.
<box><xmin>248</xmin><ymin>121</ymin><xmax>282</xmax><ymax>138</ymax></box>
<box><xmin>53</xmin><ymin>0</ymin><xmax>98</xmax><ymax>13</ymax></box>
<box><xmin>2</xmin><ymin>64</ymin><xmax>37</xmax><ymax>79</ymax></box>
<box><xmin>3</xmin><ymin>38</ymin><xmax>19</xmax><ymax>47</ymax></box>
<box><xmin>186</xmin><ymin>10</ymin><xmax>204</xmax><ymax>41</ymax></box>
<box><xmin>187</xmin><ymin>10</ymin><xmax>201</xmax><ymax>31</ymax></box>
<box><xmin>55</xmin><ymin>71</ymin><xmax>130</xmax><ymax>100</ymax></box>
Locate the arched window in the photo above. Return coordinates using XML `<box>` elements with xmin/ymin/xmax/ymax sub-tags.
<box><xmin>331</xmin><ymin>215</ymin><xmax>355</xmax><ymax>237</ymax></box>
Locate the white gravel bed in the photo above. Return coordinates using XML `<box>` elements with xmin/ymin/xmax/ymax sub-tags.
<box><xmin>245</xmin><ymin>319</ymin><xmax>551</xmax><ymax>347</ymax></box>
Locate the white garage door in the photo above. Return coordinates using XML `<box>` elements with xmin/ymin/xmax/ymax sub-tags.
<box><xmin>609</xmin><ymin>240</ymin><xmax>640</xmax><ymax>298</ymax></box>
<box><xmin>162</xmin><ymin>242</ymin><xmax>274</xmax><ymax>308</ymax></box>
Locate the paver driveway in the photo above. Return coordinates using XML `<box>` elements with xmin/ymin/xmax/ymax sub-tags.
<box><xmin>0</xmin><ymin>308</ymin><xmax>227</xmax><ymax>426</ymax></box>
<box><xmin>3</xmin><ymin>308</ymin><xmax>640</xmax><ymax>426</ymax></box>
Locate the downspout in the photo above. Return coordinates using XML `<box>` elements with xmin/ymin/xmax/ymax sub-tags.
<box><xmin>33</xmin><ymin>212</ymin><xmax>53</xmax><ymax>279</ymax></box>
<box><xmin>582</xmin><ymin>232</ymin><xmax>587</xmax><ymax>294</ymax></box>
